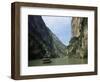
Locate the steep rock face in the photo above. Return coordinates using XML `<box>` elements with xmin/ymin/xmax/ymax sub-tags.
<box><xmin>67</xmin><ymin>17</ymin><xmax>88</xmax><ymax>58</ymax></box>
<box><xmin>48</xmin><ymin>29</ymin><xmax>66</xmax><ymax>57</ymax></box>
<box><xmin>28</xmin><ymin>15</ymin><xmax>66</xmax><ymax>60</ymax></box>
<box><xmin>71</xmin><ymin>17</ymin><xmax>81</xmax><ymax>37</ymax></box>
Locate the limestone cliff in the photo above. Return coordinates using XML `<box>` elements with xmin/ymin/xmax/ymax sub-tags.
<box><xmin>28</xmin><ymin>15</ymin><xmax>66</xmax><ymax>60</ymax></box>
<box><xmin>67</xmin><ymin>17</ymin><xmax>88</xmax><ymax>58</ymax></box>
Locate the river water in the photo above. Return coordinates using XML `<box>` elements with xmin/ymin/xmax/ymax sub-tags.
<box><xmin>29</xmin><ymin>56</ymin><xmax>87</xmax><ymax>66</ymax></box>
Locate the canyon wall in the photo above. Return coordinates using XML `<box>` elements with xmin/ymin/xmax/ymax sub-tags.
<box><xmin>67</xmin><ymin>17</ymin><xmax>88</xmax><ymax>58</ymax></box>
<box><xmin>28</xmin><ymin>15</ymin><xmax>66</xmax><ymax>60</ymax></box>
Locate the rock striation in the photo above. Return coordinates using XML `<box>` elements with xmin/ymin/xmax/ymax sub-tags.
<box><xmin>66</xmin><ymin>17</ymin><xmax>88</xmax><ymax>58</ymax></box>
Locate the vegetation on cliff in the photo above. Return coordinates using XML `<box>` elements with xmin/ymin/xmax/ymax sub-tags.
<box><xmin>66</xmin><ymin>17</ymin><xmax>88</xmax><ymax>58</ymax></box>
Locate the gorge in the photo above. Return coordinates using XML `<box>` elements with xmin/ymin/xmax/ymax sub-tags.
<box><xmin>28</xmin><ymin>15</ymin><xmax>88</xmax><ymax>66</ymax></box>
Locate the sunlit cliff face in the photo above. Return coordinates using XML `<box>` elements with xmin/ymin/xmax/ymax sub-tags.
<box><xmin>70</xmin><ymin>17</ymin><xmax>88</xmax><ymax>58</ymax></box>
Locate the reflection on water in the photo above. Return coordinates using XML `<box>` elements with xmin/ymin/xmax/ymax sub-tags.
<box><xmin>29</xmin><ymin>56</ymin><xmax>87</xmax><ymax>66</ymax></box>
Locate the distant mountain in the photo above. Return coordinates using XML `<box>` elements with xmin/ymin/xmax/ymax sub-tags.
<box><xmin>28</xmin><ymin>15</ymin><xmax>66</xmax><ymax>60</ymax></box>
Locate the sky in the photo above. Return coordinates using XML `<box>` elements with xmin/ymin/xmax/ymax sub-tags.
<box><xmin>42</xmin><ymin>16</ymin><xmax>72</xmax><ymax>46</ymax></box>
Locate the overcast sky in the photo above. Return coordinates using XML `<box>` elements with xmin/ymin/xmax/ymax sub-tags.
<box><xmin>42</xmin><ymin>16</ymin><xmax>72</xmax><ymax>46</ymax></box>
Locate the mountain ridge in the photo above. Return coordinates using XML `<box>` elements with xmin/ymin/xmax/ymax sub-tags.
<box><xmin>28</xmin><ymin>15</ymin><xmax>66</xmax><ymax>60</ymax></box>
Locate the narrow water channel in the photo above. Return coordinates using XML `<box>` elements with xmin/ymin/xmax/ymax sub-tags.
<box><xmin>28</xmin><ymin>56</ymin><xmax>87</xmax><ymax>66</ymax></box>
